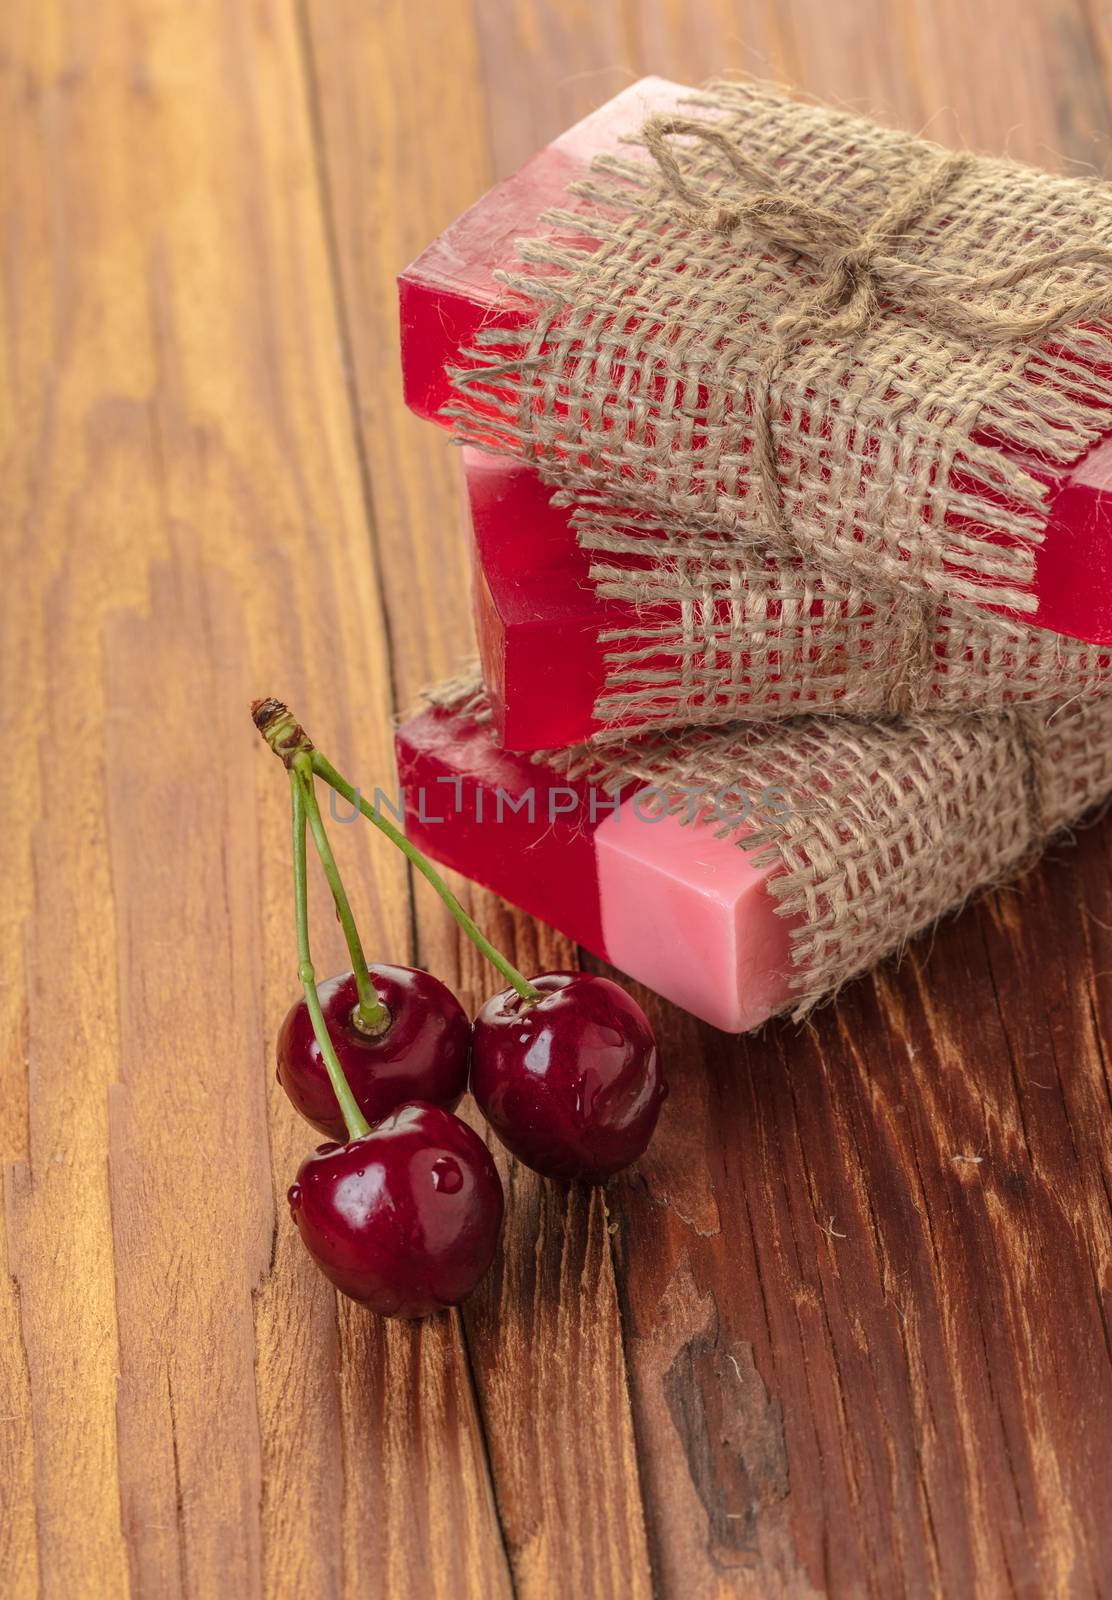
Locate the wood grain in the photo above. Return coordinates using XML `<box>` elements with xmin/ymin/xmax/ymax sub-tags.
<box><xmin>2</xmin><ymin>0</ymin><xmax>1111</xmax><ymax>1595</ymax></box>
<box><xmin>310</xmin><ymin>2</ymin><xmax>1112</xmax><ymax>1596</ymax></box>
<box><xmin>303</xmin><ymin>3</ymin><xmax>655</xmax><ymax>1590</ymax></box>
<box><xmin>0</xmin><ymin>0</ymin><xmax>503</xmax><ymax>1595</ymax></box>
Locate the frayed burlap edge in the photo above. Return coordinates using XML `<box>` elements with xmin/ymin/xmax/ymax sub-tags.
<box><xmin>443</xmin><ymin>79</ymin><xmax>1112</xmax><ymax>737</ymax></box>
<box><xmin>419</xmin><ymin>669</ymin><xmax>1112</xmax><ymax>1019</ymax></box>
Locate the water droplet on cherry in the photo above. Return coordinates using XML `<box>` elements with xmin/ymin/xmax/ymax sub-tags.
<box><xmin>431</xmin><ymin>1154</ymin><xmax>463</xmax><ymax>1193</ymax></box>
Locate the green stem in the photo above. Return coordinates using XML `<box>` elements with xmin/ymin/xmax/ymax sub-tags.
<box><xmin>310</xmin><ymin>749</ymin><xmax>541</xmax><ymax>1005</ymax></box>
<box><xmin>290</xmin><ymin>769</ymin><xmax>371</xmax><ymax>1142</ymax></box>
<box><xmin>295</xmin><ymin>757</ymin><xmax>389</xmax><ymax>1034</ymax></box>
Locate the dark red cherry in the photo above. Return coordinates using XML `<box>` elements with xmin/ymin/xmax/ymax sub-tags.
<box><xmin>287</xmin><ymin>1102</ymin><xmax>503</xmax><ymax>1316</ymax></box>
<box><xmin>470</xmin><ymin>972</ymin><xmax>666</xmax><ymax>1183</ymax></box>
<box><xmin>277</xmin><ymin>965</ymin><xmax>470</xmax><ymax>1140</ymax></box>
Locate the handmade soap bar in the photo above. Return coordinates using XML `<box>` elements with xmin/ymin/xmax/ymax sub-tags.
<box><xmin>400</xmin><ymin>79</ymin><xmax>684</xmax><ymax>425</ymax></box>
<box><xmin>394</xmin><ymin>697</ymin><xmax>792</xmax><ymax>1032</ymax></box>
<box><xmin>396</xmin><ymin>678</ymin><xmax>1112</xmax><ymax>1028</ymax></box>
<box><xmin>466</xmin><ymin>447</ymin><xmax>616</xmax><ymax>747</ymax></box>
<box><xmin>465</xmin><ymin>445</ymin><xmax>1112</xmax><ymax>750</ymax></box>
<box><xmin>401</xmin><ymin>79</ymin><xmax>1112</xmax><ymax>650</ymax></box>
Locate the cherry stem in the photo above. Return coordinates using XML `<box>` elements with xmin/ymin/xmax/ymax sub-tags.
<box><xmin>251</xmin><ymin>696</ymin><xmax>541</xmax><ymax>1006</ymax></box>
<box><xmin>309</xmin><ymin>749</ymin><xmax>542</xmax><ymax>1005</ymax></box>
<box><xmin>290</xmin><ymin>769</ymin><xmax>371</xmax><ymax>1142</ymax></box>
<box><xmin>296</xmin><ymin>761</ymin><xmax>389</xmax><ymax>1034</ymax></box>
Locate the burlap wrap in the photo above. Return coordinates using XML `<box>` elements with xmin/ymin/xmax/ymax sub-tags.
<box><xmin>424</xmin><ymin>670</ymin><xmax>1112</xmax><ymax>1018</ymax></box>
<box><xmin>447</xmin><ymin>81</ymin><xmax>1112</xmax><ymax>737</ymax></box>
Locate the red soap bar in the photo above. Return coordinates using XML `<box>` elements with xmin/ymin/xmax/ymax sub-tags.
<box><xmin>466</xmin><ymin>446</ymin><xmax>620</xmax><ymax>746</ymax></box>
<box><xmin>400</xmin><ymin>80</ymin><xmax>1112</xmax><ymax>646</ymax></box>
<box><xmin>466</xmin><ymin>445</ymin><xmax>1112</xmax><ymax>751</ymax></box>
<box><xmin>395</xmin><ymin>698</ymin><xmax>607</xmax><ymax>952</ymax></box>
<box><xmin>394</xmin><ymin>700</ymin><xmax>793</xmax><ymax>1033</ymax></box>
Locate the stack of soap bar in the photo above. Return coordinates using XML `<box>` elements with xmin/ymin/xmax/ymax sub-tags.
<box><xmin>394</xmin><ymin>696</ymin><xmax>794</xmax><ymax>1033</ymax></box>
<box><xmin>401</xmin><ymin>77</ymin><xmax>1112</xmax><ymax>677</ymax></box>
<box><xmin>395</xmin><ymin>83</ymin><xmax>1112</xmax><ymax>1030</ymax></box>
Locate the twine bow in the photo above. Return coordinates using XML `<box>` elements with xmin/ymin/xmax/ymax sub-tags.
<box><xmin>643</xmin><ymin>114</ymin><xmax>1112</xmax><ymax>712</ymax></box>
<box><xmin>643</xmin><ymin>115</ymin><xmax>1112</xmax><ymax>348</ymax></box>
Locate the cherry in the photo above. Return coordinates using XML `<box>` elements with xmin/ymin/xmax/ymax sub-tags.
<box><xmin>287</xmin><ymin>1102</ymin><xmax>504</xmax><ymax>1316</ymax></box>
<box><xmin>471</xmin><ymin>972</ymin><xmax>666</xmax><ymax>1182</ymax></box>
<box><xmin>276</xmin><ymin>964</ymin><xmax>470</xmax><ymax>1140</ymax></box>
<box><xmin>253</xmin><ymin>699</ymin><xmax>668</xmax><ymax>1313</ymax></box>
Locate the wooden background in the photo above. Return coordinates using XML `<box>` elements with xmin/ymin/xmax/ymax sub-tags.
<box><xmin>3</xmin><ymin>1</ymin><xmax>1112</xmax><ymax>1595</ymax></box>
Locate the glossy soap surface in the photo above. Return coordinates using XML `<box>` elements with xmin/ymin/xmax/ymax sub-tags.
<box><xmin>276</xmin><ymin>965</ymin><xmax>471</xmax><ymax>1140</ymax></box>
<box><xmin>288</xmin><ymin>1103</ymin><xmax>504</xmax><ymax>1317</ymax></box>
<box><xmin>395</xmin><ymin>701</ymin><xmax>792</xmax><ymax>1033</ymax></box>
<box><xmin>394</xmin><ymin>701</ymin><xmax>608</xmax><ymax>953</ymax></box>
<box><xmin>471</xmin><ymin>973</ymin><xmax>667</xmax><ymax>1181</ymax></box>
<box><xmin>595</xmin><ymin>795</ymin><xmax>793</xmax><ymax>1033</ymax></box>
<box><xmin>400</xmin><ymin>78</ymin><xmax>682</xmax><ymax>424</ymax></box>
<box><xmin>465</xmin><ymin>446</ymin><xmax>624</xmax><ymax>747</ymax></box>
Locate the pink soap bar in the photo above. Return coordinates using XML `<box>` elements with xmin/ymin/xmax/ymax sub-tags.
<box><xmin>394</xmin><ymin>702</ymin><xmax>793</xmax><ymax>1033</ymax></box>
<box><xmin>400</xmin><ymin>81</ymin><xmax>1112</xmax><ymax>646</ymax></box>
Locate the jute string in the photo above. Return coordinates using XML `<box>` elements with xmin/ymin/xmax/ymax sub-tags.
<box><xmin>643</xmin><ymin>113</ymin><xmax>1112</xmax><ymax>710</ymax></box>
<box><xmin>641</xmin><ymin>115</ymin><xmax>1112</xmax><ymax>348</ymax></box>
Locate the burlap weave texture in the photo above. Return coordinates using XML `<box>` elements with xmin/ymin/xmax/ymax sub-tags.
<box><xmin>426</xmin><ymin>670</ymin><xmax>1112</xmax><ymax>1018</ymax></box>
<box><xmin>448</xmin><ymin>80</ymin><xmax>1112</xmax><ymax>736</ymax></box>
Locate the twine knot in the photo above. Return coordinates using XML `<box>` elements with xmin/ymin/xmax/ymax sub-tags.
<box><xmin>643</xmin><ymin>115</ymin><xmax>983</xmax><ymax>349</ymax></box>
<box><xmin>642</xmin><ymin>112</ymin><xmax>1112</xmax><ymax>712</ymax></box>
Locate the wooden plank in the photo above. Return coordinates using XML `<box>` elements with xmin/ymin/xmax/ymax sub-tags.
<box><xmin>419</xmin><ymin>4</ymin><xmax>1112</xmax><ymax>1596</ymax></box>
<box><xmin>0</xmin><ymin>0</ymin><xmax>507</xmax><ymax>1594</ymax></box>
<box><xmin>103</xmin><ymin>567</ymin><xmax>272</xmax><ymax>1596</ymax></box>
<box><xmin>907</xmin><ymin>0</ymin><xmax>1112</xmax><ymax>168</ymax></box>
<box><xmin>302</xmin><ymin>0</ymin><xmax>656</xmax><ymax>1592</ymax></box>
<box><xmin>298</xmin><ymin>0</ymin><xmax>490</xmax><ymax>694</ymax></box>
<box><xmin>470</xmin><ymin>0</ymin><xmax>633</xmax><ymax>178</ymax></box>
<box><xmin>5</xmin><ymin>0</ymin><xmax>1111</xmax><ymax>1594</ymax></box>
<box><xmin>605</xmin><ymin>846</ymin><xmax>1112</xmax><ymax>1596</ymax></box>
